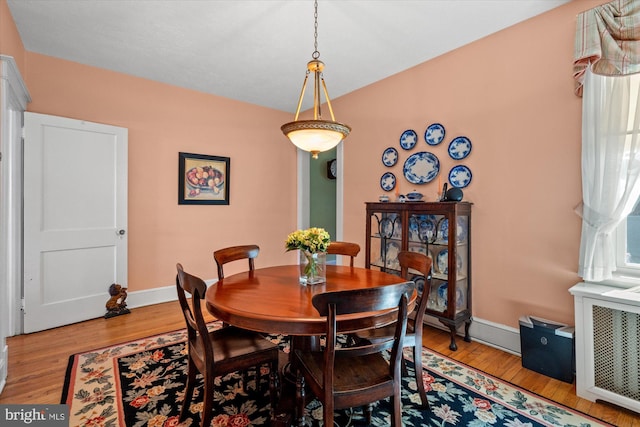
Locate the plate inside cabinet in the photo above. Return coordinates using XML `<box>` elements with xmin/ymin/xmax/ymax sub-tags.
<box><xmin>448</xmin><ymin>165</ymin><xmax>472</xmax><ymax>188</ymax></box>
<box><xmin>410</xmin><ymin>216</ymin><xmax>436</xmax><ymax>243</ymax></box>
<box><xmin>437</xmin><ymin>282</ymin><xmax>464</xmax><ymax>309</ymax></box>
<box><xmin>399</xmin><ymin>130</ymin><xmax>418</xmax><ymax>150</ymax></box>
<box><xmin>424</xmin><ymin>123</ymin><xmax>445</xmax><ymax>146</ymax></box>
<box><xmin>437</xmin><ymin>282</ymin><xmax>448</xmax><ymax>308</ymax></box>
<box><xmin>382</xmin><ymin>147</ymin><xmax>398</xmax><ymax>166</ymax></box>
<box><xmin>403</xmin><ymin>151</ymin><xmax>440</xmax><ymax>184</ymax></box>
<box><xmin>438</xmin><ymin>217</ymin><xmax>467</xmax><ymax>243</ymax></box>
<box><xmin>411</xmin><ymin>275</ymin><xmax>426</xmax><ymax>297</ymax></box>
<box><xmin>385</xmin><ymin>241</ymin><xmax>401</xmax><ymax>269</ymax></box>
<box><xmin>448</xmin><ymin>136</ymin><xmax>472</xmax><ymax>160</ymax></box>
<box><xmin>436</xmin><ymin>249</ymin><xmax>462</xmax><ymax>274</ymax></box>
<box><xmin>438</xmin><ymin>218</ymin><xmax>449</xmax><ymax>243</ymax></box>
<box><xmin>380</xmin><ymin>172</ymin><xmax>396</xmax><ymax>192</ymax></box>
<box><xmin>456</xmin><ymin>217</ymin><xmax>468</xmax><ymax>243</ymax></box>
<box><xmin>379</xmin><ymin>217</ymin><xmax>394</xmax><ymax>238</ymax></box>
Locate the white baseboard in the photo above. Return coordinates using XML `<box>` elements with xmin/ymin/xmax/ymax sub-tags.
<box><xmin>424</xmin><ymin>315</ymin><xmax>522</xmax><ymax>356</ymax></box>
<box><xmin>125</xmin><ymin>279</ymin><xmax>218</xmax><ymax>309</ymax></box>
<box><xmin>126</xmin><ymin>285</ymin><xmax>178</xmax><ymax>308</ymax></box>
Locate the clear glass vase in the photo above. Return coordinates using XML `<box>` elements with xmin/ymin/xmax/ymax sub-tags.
<box><xmin>299</xmin><ymin>250</ymin><xmax>326</xmax><ymax>285</ymax></box>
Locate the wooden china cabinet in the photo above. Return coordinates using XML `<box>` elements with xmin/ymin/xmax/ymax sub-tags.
<box><xmin>365</xmin><ymin>201</ymin><xmax>472</xmax><ymax>350</ymax></box>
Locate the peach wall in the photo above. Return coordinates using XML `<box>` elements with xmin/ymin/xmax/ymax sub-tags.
<box><xmin>337</xmin><ymin>0</ymin><xmax>605</xmax><ymax>329</ymax></box>
<box><xmin>4</xmin><ymin>0</ymin><xmax>608</xmax><ymax>330</ymax></box>
<box><xmin>23</xmin><ymin>53</ymin><xmax>298</xmax><ymax>290</ymax></box>
<box><xmin>0</xmin><ymin>0</ymin><xmax>25</xmax><ymax>73</ymax></box>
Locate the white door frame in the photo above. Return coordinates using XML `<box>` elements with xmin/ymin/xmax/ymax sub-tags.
<box><xmin>0</xmin><ymin>55</ymin><xmax>30</xmax><ymax>395</ymax></box>
<box><xmin>296</xmin><ymin>143</ymin><xmax>343</xmax><ymax>237</ymax></box>
<box><xmin>0</xmin><ymin>55</ymin><xmax>30</xmax><ymax>336</ymax></box>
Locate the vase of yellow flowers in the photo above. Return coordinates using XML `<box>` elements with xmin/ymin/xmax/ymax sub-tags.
<box><xmin>286</xmin><ymin>227</ymin><xmax>330</xmax><ymax>285</ymax></box>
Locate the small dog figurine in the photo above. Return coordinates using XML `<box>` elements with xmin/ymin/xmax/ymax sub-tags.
<box><xmin>105</xmin><ymin>283</ymin><xmax>130</xmax><ymax>318</ymax></box>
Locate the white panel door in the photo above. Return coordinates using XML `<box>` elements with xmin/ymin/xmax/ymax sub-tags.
<box><xmin>23</xmin><ymin>112</ymin><xmax>127</xmax><ymax>333</ymax></box>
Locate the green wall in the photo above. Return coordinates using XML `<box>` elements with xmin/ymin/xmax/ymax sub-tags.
<box><xmin>310</xmin><ymin>148</ymin><xmax>337</xmax><ymax>245</ymax></box>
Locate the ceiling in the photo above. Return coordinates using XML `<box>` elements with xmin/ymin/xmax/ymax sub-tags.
<box><xmin>7</xmin><ymin>0</ymin><xmax>570</xmax><ymax>113</ymax></box>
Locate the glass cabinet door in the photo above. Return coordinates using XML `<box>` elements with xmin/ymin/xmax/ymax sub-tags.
<box><xmin>368</xmin><ymin>210</ymin><xmax>402</xmax><ymax>275</ymax></box>
<box><xmin>426</xmin><ymin>213</ymin><xmax>470</xmax><ymax>316</ymax></box>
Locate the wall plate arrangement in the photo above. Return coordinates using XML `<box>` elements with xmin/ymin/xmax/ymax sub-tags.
<box><xmin>387</xmin><ymin>124</ymin><xmax>474</xmax><ymax>192</ymax></box>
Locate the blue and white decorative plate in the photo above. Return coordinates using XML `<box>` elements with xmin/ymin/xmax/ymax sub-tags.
<box><xmin>403</xmin><ymin>152</ymin><xmax>440</xmax><ymax>184</ymax></box>
<box><xmin>436</xmin><ymin>249</ymin><xmax>463</xmax><ymax>274</ymax></box>
<box><xmin>411</xmin><ymin>275</ymin><xmax>426</xmax><ymax>297</ymax></box>
<box><xmin>424</xmin><ymin>123</ymin><xmax>446</xmax><ymax>146</ymax></box>
<box><xmin>408</xmin><ymin>215</ymin><xmax>437</xmax><ymax>243</ymax></box>
<box><xmin>399</xmin><ymin>130</ymin><xmax>418</xmax><ymax>150</ymax></box>
<box><xmin>382</xmin><ymin>147</ymin><xmax>399</xmax><ymax>167</ymax></box>
<box><xmin>448</xmin><ymin>136</ymin><xmax>472</xmax><ymax>160</ymax></box>
<box><xmin>437</xmin><ymin>282</ymin><xmax>464</xmax><ymax>310</ymax></box>
<box><xmin>448</xmin><ymin>165</ymin><xmax>472</xmax><ymax>188</ymax></box>
<box><xmin>380</xmin><ymin>172</ymin><xmax>396</xmax><ymax>191</ymax></box>
<box><xmin>456</xmin><ymin>217</ymin><xmax>468</xmax><ymax>243</ymax></box>
<box><xmin>438</xmin><ymin>218</ymin><xmax>449</xmax><ymax>243</ymax></box>
<box><xmin>408</xmin><ymin>244</ymin><xmax>427</xmax><ymax>255</ymax></box>
<box><xmin>385</xmin><ymin>241</ymin><xmax>401</xmax><ymax>268</ymax></box>
<box><xmin>379</xmin><ymin>217</ymin><xmax>395</xmax><ymax>238</ymax></box>
<box><xmin>437</xmin><ymin>283</ymin><xmax>448</xmax><ymax>308</ymax></box>
<box><xmin>419</xmin><ymin>219</ymin><xmax>436</xmax><ymax>242</ymax></box>
<box><xmin>438</xmin><ymin>217</ymin><xmax>468</xmax><ymax>243</ymax></box>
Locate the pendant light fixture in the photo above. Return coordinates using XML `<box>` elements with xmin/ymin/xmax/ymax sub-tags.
<box><xmin>281</xmin><ymin>0</ymin><xmax>351</xmax><ymax>159</ymax></box>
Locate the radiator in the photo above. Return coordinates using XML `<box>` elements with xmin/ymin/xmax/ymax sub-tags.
<box><xmin>570</xmin><ymin>282</ymin><xmax>640</xmax><ymax>414</ymax></box>
<box><xmin>592</xmin><ymin>306</ymin><xmax>640</xmax><ymax>402</ymax></box>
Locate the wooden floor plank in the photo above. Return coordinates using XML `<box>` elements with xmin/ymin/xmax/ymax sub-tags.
<box><xmin>0</xmin><ymin>301</ymin><xmax>639</xmax><ymax>425</ymax></box>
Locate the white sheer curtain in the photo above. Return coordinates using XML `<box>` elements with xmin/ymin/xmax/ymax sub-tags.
<box><xmin>578</xmin><ymin>68</ymin><xmax>640</xmax><ymax>281</ymax></box>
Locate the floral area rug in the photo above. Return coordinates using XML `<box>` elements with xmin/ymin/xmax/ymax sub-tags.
<box><xmin>62</xmin><ymin>322</ymin><xmax>612</xmax><ymax>427</ymax></box>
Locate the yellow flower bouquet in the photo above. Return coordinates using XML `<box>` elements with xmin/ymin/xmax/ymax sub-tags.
<box><xmin>286</xmin><ymin>227</ymin><xmax>330</xmax><ymax>284</ymax></box>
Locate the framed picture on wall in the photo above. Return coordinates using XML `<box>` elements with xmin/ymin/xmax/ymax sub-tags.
<box><xmin>178</xmin><ymin>152</ymin><xmax>230</xmax><ymax>205</ymax></box>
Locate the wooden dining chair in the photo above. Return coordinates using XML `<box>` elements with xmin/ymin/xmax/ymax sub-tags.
<box><xmin>175</xmin><ymin>263</ymin><xmax>280</xmax><ymax>427</ymax></box>
<box><xmin>355</xmin><ymin>250</ymin><xmax>433</xmax><ymax>408</ymax></box>
<box><xmin>213</xmin><ymin>244</ymin><xmax>260</xmax><ymax>279</ymax></box>
<box><xmin>213</xmin><ymin>244</ymin><xmax>277</xmax><ymax>386</ymax></box>
<box><xmin>293</xmin><ymin>281</ymin><xmax>415</xmax><ymax>427</ymax></box>
<box><xmin>326</xmin><ymin>241</ymin><xmax>361</xmax><ymax>267</ymax></box>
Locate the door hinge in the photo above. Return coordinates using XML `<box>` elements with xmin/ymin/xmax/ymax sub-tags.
<box><xmin>21</xmin><ymin>298</ymin><xmax>25</xmax><ymax>315</ymax></box>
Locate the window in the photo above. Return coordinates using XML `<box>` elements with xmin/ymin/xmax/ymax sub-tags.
<box><xmin>615</xmin><ymin>196</ymin><xmax>640</xmax><ymax>281</ymax></box>
<box><xmin>612</xmin><ymin>78</ymin><xmax>640</xmax><ymax>284</ymax></box>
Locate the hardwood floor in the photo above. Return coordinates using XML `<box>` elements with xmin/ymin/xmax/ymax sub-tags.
<box><xmin>1</xmin><ymin>301</ymin><xmax>639</xmax><ymax>426</ymax></box>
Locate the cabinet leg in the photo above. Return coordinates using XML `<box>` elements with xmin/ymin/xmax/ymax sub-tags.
<box><xmin>464</xmin><ymin>319</ymin><xmax>472</xmax><ymax>343</ymax></box>
<box><xmin>447</xmin><ymin>325</ymin><xmax>458</xmax><ymax>351</ymax></box>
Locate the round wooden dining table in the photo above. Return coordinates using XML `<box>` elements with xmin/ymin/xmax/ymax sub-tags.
<box><xmin>205</xmin><ymin>264</ymin><xmax>412</xmax><ymax>337</ymax></box>
<box><xmin>205</xmin><ymin>264</ymin><xmax>414</xmax><ymax>427</ymax></box>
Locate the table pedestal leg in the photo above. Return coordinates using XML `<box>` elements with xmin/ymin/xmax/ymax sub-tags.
<box><xmin>272</xmin><ymin>335</ymin><xmax>320</xmax><ymax>427</ymax></box>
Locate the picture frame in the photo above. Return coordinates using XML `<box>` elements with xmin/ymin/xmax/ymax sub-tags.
<box><xmin>178</xmin><ymin>152</ymin><xmax>230</xmax><ymax>205</ymax></box>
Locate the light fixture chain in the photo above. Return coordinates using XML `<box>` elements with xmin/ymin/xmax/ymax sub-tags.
<box><xmin>312</xmin><ymin>0</ymin><xmax>319</xmax><ymax>59</ymax></box>
<box><xmin>281</xmin><ymin>0</ymin><xmax>351</xmax><ymax>156</ymax></box>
